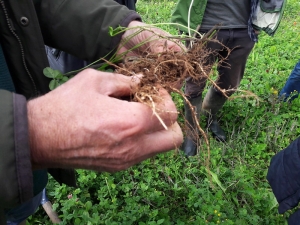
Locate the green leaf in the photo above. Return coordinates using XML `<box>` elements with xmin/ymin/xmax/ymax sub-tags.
<box><xmin>74</xmin><ymin>218</ymin><xmax>81</xmax><ymax>225</ymax></box>
<box><xmin>105</xmin><ymin>68</ymin><xmax>114</xmax><ymax>73</ymax></box>
<box><xmin>49</xmin><ymin>79</ymin><xmax>59</xmax><ymax>90</ymax></box>
<box><xmin>157</xmin><ymin>219</ymin><xmax>165</xmax><ymax>225</ymax></box>
<box><xmin>62</xmin><ymin>76</ymin><xmax>69</xmax><ymax>82</ymax></box>
<box><xmin>109</xmin><ymin>26</ymin><xmax>114</xmax><ymax>36</ymax></box>
<box><xmin>206</xmin><ymin>169</ymin><xmax>226</xmax><ymax>193</ymax></box>
<box><xmin>85</xmin><ymin>201</ymin><xmax>92</xmax><ymax>210</ymax></box>
<box><xmin>267</xmin><ymin>192</ymin><xmax>279</xmax><ymax>212</ymax></box>
<box><xmin>43</xmin><ymin>67</ymin><xmax>62</xmax><ymax>79</ymax></box>
<box><xmin>98</xmin><ymin>63</ymin><xmax>110</xmax><ymax>71</ymax></box>
<box><xmin>108</xmin><ymin>25</ymin><xmax>126</xmax><ymax>36</ymax></box>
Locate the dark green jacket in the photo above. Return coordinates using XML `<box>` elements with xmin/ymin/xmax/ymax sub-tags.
<box><xmin>0</xmin><ymin>0</ymin><xmax>141</xmax><ymax>217</ymax></box>
<box><xmin>171</xmin><ymin>0</ymin><xmax>286</xmax><ymax>39</ymax></box>
<box><xmin>171</xmin><ymin>0</ymin><xmax>207</xmax><ymax>35</ymax></box>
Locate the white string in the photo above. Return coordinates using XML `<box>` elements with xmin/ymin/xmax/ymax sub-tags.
<box><xmin>188</xmin><ymin>0</ymin><xmax>195</xmax><ymax>37</ymax></box>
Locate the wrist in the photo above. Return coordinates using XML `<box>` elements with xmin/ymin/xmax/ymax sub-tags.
<box><xmin>27</xmin><ymin>97</ymin><xmax>54</xmax><ymax>169</ymax></box>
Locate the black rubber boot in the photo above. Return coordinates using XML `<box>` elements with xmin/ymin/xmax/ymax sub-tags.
<box><xmin>202</xmin><ymin>87</ymin><xmax>227</xmax><ymax>142</ymax></box>
<box><xmin>181</xmin><ymin>95</ymin><xmax>202</xmax><ymax>156</ymax></box>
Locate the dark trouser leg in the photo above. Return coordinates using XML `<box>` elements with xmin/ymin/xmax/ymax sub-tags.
<box><xmin>185</xmin><ymin>28</ymin><xmax>255</xmax><ymax>142</ymax></box>
<box><xmin>215</xmin><ymin>29</ymin><xmax>255</xmax><ymax>96</ymax></box>
<box><xmin>206</xmin><ymin>29</ymin><xmax>254</xmax><ymax>141</ymax></box>
<box><xmin>181</xmin><ymin>95</ymin><xmax>203</xmax><ymax>156</ymax></box>
<box><xmin>202</xmin><ymin>87</ymin><xmax>227</xmax><ymax>141</ymax></box>
<box><xmin>182</xmin><ymin>70</ymin><xmax>207</xmax><ymax>156</ymax></box>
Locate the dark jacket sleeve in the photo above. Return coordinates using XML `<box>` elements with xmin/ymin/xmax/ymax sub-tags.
<box><xmin>267</xmin><ymin>137</ymin><xmax>300</xmax><ymax>214</ymax></box>
<box><xmin>36</xmin><ymin>0</ymin><xmax>142</xmax><ymax>62</ymax></box>
<box><xmin>0</xmin><ymin>90</ymin><xmax>33</xmax><ymax>208</ymax></box>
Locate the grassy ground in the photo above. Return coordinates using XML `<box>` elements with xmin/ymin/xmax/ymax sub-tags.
<box><xmin>28</xmin><ymin>1</ymin><xmax>300</xmax><ymax>224</ymax></box>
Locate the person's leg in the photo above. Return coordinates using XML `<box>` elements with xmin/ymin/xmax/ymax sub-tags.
<box><xmin>182</xmin><ymin>71</ymin><xmax>207</xmax><ymax>156</ymax></box>
<box><xmin>202</xmin><ymin>86</ymin><xmax>227</xmax><ymax>141</ymax></box>
<box><xmin>5</xmin><ymin>191</ymin><xmax>43</xmax><ymax>225</ymax></box>
<box><xmin>182</xmin><ymin>94</ymin><xmax>203</xmax><ymax>156</ymax></box>
<box><xmin>279</xmin><ymin>60</ymin><xmax>300</xmax><ymax>101</ymax></box>
<box><xmin>202</xmin><ymin>29</ymin><xmax>255</xmax><ymax>141</ymax></box>
<box><xmin>182</xmin><ymin>31</ymin><xmax>222</xmax><ymax>155</ymax></box>
<box><xmin>214</xmin><ymin>28</ymin><xmax>255</xmax><ymax>95</ymax></box>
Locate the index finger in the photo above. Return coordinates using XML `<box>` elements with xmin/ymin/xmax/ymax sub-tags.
<box><xmin>93</xmin><ymin>72</ymin><xmax>142</xmax><ymax>98</ymax></box>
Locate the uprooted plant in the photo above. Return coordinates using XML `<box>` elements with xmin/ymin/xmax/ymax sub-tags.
<box><xmin>107</xmin><ymin>24</ymin><xmax>232</xmax><ymax>167</ymax></box>
<box><xmin>43</xmin><ymin>24</ymin><xmax>258</xmax><ymax>170</ymax></box>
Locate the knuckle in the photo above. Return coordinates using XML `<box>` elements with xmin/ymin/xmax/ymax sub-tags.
<box><xmin>79</xmin><ymin>68</ymin><xmax>94</xmax><ymax>76</ymax></box>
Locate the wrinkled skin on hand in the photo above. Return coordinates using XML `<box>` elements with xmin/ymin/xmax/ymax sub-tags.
<box><xmin>28</xmin><ymin>69</ymin><xmax>183</xmax><ymax>172</ymax></box>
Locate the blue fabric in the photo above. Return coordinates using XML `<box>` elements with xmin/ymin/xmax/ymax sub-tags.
<box><xmin>288</xmin><ymin>209</ymin><xmax>300</xmax><ymax>225</ymax></box>
<box><xmin>45</xmin><ymin>46</ymin><xmax>88</xmax><ymax>74</ymax></box>
<box><xmin>0</xmin><ymin>43</ymin><xmax>15</xmax><ymax>92</ymax></box>
<box><xmin>248</xmin><ymin>0</ymin><xmax>259</xmax><ymax>42</ymax></box>
<box><xmin>267</xmin><ymin>137</ymin><xmax>300</xmax><ymax>215</ymax></box>
<box><xmin>4</xmin><ymin>170</ymin><xmax>47</xmax><ymax>223</ymax></box>
<box><xmin>5</xmin><ymin>191</ymin><xmax>43</xmax><ymax>225</ymax></box>
<box><xmin>279</xmin><ymin>60</ymin><xmax>300</xmax><ymax>101</ymax></box>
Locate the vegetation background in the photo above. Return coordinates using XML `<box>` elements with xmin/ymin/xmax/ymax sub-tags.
<box><xmin>28</xmin><ymin>0</ymin><xmax>300</xmax><ymax>224</ymax></box>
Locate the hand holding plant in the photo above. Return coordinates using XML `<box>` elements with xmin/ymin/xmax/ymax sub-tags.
<box><xmin>117</xmin><ymin>21</ymin><xmax>185</xmax><ymax>57</ymax></box>
<box><xmin>28</xmin><ymin>69</ymin><xmax>183</xmax><ymax>172</ymax></box>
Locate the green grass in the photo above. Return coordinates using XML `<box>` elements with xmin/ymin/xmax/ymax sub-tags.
<box><xmin>28</xmin><ymin>0</ymin><xmax>300</xmax><ymax>224</ymax></box>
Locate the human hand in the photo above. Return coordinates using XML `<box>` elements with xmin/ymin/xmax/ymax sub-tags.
<box><xmin>28</xmin><ymin>69</ymin><xmax>183</xmax><ymax>172</ymax></box>
<box><xmin>117</xmin><ymin>21</ymin><xmax>185</xmax><ymax>56</ymax></box>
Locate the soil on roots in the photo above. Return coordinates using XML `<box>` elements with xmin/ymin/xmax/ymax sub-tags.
<box><xmin>114</xmin><ymin>39</ymin><xmax>216</xmax><ymax>103</ymax></box>
<box><xmin>111</xmin><ymin>36</ymin><xmax>230</xmax><ymax>161</ymax></box>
